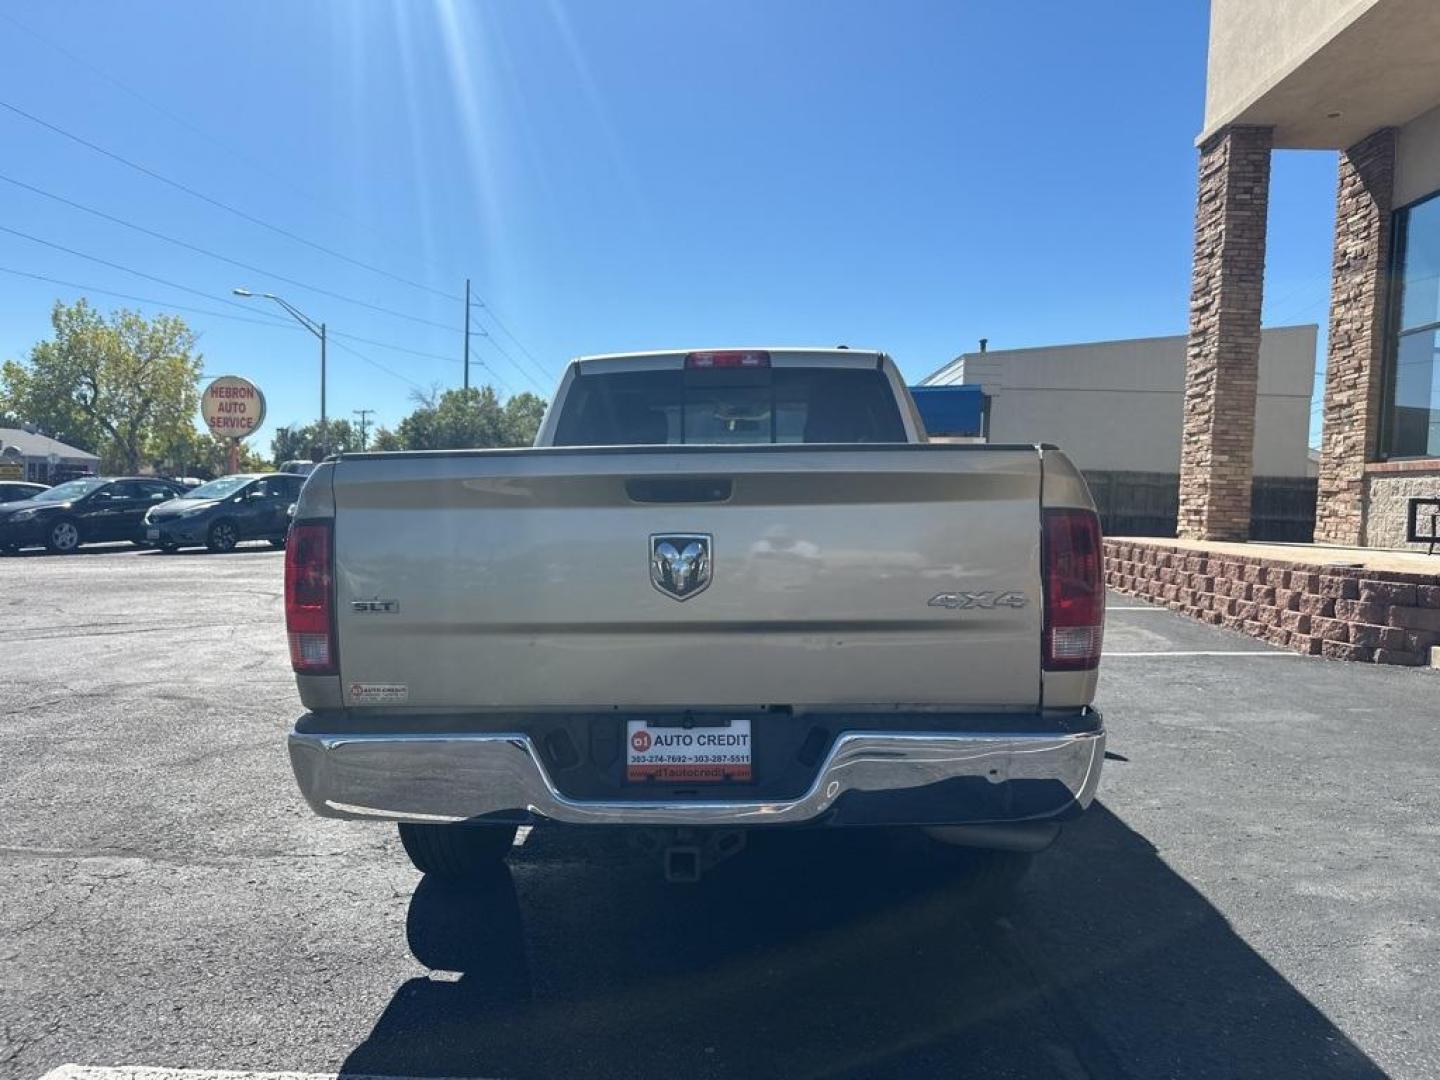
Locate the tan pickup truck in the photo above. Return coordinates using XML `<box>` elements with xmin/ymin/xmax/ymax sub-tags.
<box><xmin>285</xmin><ymin>348</ymin><xmax>1105</xmax><ymax>891</ymax></box>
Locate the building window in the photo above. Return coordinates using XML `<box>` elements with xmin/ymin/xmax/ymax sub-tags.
<box><xmin>1386</xmin><ymin>191</ymin><xmax>1440</xmax><ymax>457</ymax></box>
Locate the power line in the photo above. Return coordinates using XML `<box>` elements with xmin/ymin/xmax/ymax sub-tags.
<box><xmin>1263</xmin><ymin>272</ymin><xmax>1331</xmax><ymax>323</ymax></box>
<box><xmin>1270</xmin><ymin>295</ymin><xmax>1331</xmax><ymax>327</ymax></box>
<box><xmin>0</xmin><ymin>248</ymin><xmax>457</xmax><ymax>391</ymax></box>
<box><xmin>0</xmin><ymin>94</ymin><xmax>546</xmax><ymax>373</ymax></box>
<box><xmin>459</xmin><ymin>351</ymin><xmax>516</xmax><ymax>396</ymax></box>
<box><xmin>0</xmin><ymin>223</ymin><xmax>497</xmax><ymax>383</ymax></box>
<box><xmin>0</xmin><ymin>98</ymin><xmax>548</xmax><ymax>380</ymax></box>
<box><xmin>0</xmin><ymin>8</ymin><xmax>467</xmax><ymax>287</ymax></box>
<box><xmin>0</xmin><ymin>172</ymin><xmax>463</xmax><ymax>334</ymax></box>
<box><xmin>312</xmin><ymin>338</ymin><xmax>422</xmax><ymax>392</ymax></box>
<box><xmin>0</xmin><ymin>223</ymin><xmax>294</xmax><ymax>322</ymax></box>
<box><xmin>0</xmin><ymin>264</ymin><xmax>310</xmax><ymax>329</ymax></box>
<box><xmin>471</xmin><ymin>300</ymin><xmax>554</xmax><ymax>384</ymax></box>
<box><xmin>324</xmin><ymin>329</ymin><xmax>460</xmax><ymax>365</ymax></box>
<box><xmin>0</xmin><ymin>264</ymin><xmax>426</xmax><ymax>396</ymax></box>
<box><xmin>0</xmin><ymin>99</ymin><xmax>549</xmax><ymax>385</ymax></box>
<box><xmin>0</xmin><ymin>97</ymin><xmax>462</xmax><ymax>303</ymax></box>
<box><xmin>330</xmin><ymin>329</ymin><xmax>515</xmax><ymax>394</ymax></box>
<box><xmin>469</xmin><ymin>332</ymin><xmax>541</xmax><ymax>394</ymax></box>
<box><xmin>470</xmin><ymin>317</ymin><xmax>549</xmax><ymax>393</ymax></box>
<box><xmin>467</xmin><ymin>325</ymin><xmax>548</xmax><ymax>394</ymax></box>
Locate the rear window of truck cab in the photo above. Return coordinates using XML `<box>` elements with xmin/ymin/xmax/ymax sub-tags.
<box><xmin>552</xmin><ymin>367</ymin><xmax>907</xmax><ymax>446</ymax></box>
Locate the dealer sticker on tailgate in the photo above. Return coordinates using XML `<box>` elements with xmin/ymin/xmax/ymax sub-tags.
<box><xmin>626</xmin><ymin>719</ymin><xmax>752</xmax><ymax>783</ymax></box>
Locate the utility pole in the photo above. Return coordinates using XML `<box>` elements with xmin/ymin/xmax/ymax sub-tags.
<box><xmin>352</xmin><ymin>408</ymin><xmax>374</xmax><ymax>452</ymax></box>
<box><xmin>463</xmin><ymin>277</ymin><xmax>471</xmax><ymax>391</ymax></box>
<box><xmin>319</xmin><ymin>322</ymin><xmax>328</xmax><ymax>456</ymax></box>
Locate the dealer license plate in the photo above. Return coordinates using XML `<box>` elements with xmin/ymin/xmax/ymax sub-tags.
<box><xmin>626</xmin><ymin>719</ymin><xmax>752</xmax><ymax>783</ymax></box>
<box><xmin>146</xmin><ymin>527</ymin><xmax>160</xmax><ymax>540</ymax></box>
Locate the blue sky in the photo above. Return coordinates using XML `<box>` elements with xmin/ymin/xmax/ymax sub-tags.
<box><xmin>0</xmin><ymin>0</ymin><xmax>1338</xmax><ymax>451</ymax></box>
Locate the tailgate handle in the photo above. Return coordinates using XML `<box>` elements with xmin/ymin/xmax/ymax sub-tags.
<box><xmin>625</xmin><ymin>477</ymin><xmax>733</xmax><ymax>504</ymax></box>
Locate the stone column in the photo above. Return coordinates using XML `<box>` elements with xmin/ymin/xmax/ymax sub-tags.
<box><xmin>1314</xmin><ymin>128</ymin><xmax>1396</xmax><ymax>546</ymax></box>
<box><xmin>1178</xmin><ymin>125</ymin><xmax>1274</xmax><ymax>542</ymax></box>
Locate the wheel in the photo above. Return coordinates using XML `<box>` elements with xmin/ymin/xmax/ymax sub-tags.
<box><xmin>206</xmin><ymin>519</ymin><xmax>239</xmax><ymax>552</ymax></box>
<box><xmin>45</xmin><ymin>518</ymin><xmax>81</xmax><ymax>554</ymax></box>
<box><xmin>269</xmin><ymin>537</ymin><xmax>287</xmax><ymax>549</ymax></box>
<box><xmin>159</xmin><ymin>543</ymin><xmax>179</xmax><ymax>554</ymax></box>
<box><xmin>1</xmin><ymin>542</ymin><xmax>18</xmax><ymax>555</ymax></box>
<box><xmin>398</xmin><ymin>822</ymin><xmax>518</xmax><ymax>880</ymax></box>
<box><xmin>130</xmin><ymin>539</ymin><xmax>151</xmax><ymax>548</ymax></box>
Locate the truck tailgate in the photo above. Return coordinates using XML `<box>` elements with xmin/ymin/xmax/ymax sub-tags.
<box><xmin>328</xmin><ymin>446</ymin><xmax>1043</xmax><ymax>710</ymax></box>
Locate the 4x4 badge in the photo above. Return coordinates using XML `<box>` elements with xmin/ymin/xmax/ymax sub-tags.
<box><xmin>928</xmin><ymin>591</ymin><xmax>1028</xmax><ymax>610</ymax></box>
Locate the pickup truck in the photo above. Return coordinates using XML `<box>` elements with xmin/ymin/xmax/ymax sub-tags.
<box><xmin>286</xmin><ymin>348</ymin><xmax>1105</xmax><ymax>893</ymax></box>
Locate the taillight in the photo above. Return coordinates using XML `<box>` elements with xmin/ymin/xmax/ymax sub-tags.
<box><xmin>1043</xmin><ymin>508</ymin><xmax>1104</xmax><ymax>671</ymax></box>
<box><xmin>685</xmin><ymin>350</ymin><xmax>770</xmax><ymax>369</ymax></box>
<box><xmin>285</xmin><ymin>521</ymin><xmax>336</xmax><ymax>675</ymax></box>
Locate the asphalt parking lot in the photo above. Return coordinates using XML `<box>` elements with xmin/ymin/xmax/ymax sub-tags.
<box><xmin>1</xmin><ymin>544</ymin><xmax>1436</xmax><ymax>1080</ymax></box>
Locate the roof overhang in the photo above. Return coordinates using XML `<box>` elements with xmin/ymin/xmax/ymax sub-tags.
<box><xmin>1201</xmin><ymin>0</ymin><xmax>1440</xmax><ymax>149</ymax></box>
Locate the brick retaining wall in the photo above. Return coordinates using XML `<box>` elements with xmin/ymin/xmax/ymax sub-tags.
<box><xmin>1104</xmin><ymin>539</ymin><xmax>1440</xmax><ymax>666</ymax></box>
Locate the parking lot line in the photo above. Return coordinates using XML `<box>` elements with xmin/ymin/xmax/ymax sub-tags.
<box><xmin>38</xmin><ymin>1066</ymin><xmax>491</xmax><ymax>1080</ymax></box>
<box><xmin>1104</xmin><ymin>650</ymin><xmax>1300</xmax><ymax>658</ymax></box>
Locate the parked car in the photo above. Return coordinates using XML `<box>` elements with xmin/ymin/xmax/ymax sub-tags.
<box><xmin>144</xmin><ymin>473</ymin><xmax>306</xmax><ymax>553</ymax></box>
<box><xmin>0</xmin><ymin>481</ymin><xmax>49</xmax><ymax>503</ymax></box>
<box><xmin>285</xmin><ymin>348</ymin><xmax>1106</xmax><ymax>896</ymax></box>
<box><xmin>0</xmin><ymin>476</ymin><xmax>186</xmax><ymax>553</ymax></box>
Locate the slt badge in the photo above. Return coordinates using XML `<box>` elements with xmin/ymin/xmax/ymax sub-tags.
<box><xmin>650</xmin><ymin>533</ymin><xmax>712</xmax><ymax>601</ymax></box>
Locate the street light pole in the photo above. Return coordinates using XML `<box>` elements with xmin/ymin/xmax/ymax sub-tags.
<box><xmin>463</xmin><ymin>277</ymin><xmax>471</xmax><ymax>392</ymax></box>
<box><xmin>233</xmin><ymin>288</ymin><xmax>329</xmax><ymax>457</ymax></box>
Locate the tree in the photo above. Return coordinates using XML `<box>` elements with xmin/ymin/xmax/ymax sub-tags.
<box><xmin>163</xmin><ymin>428</ymin><xmax>269</xmax><ymax>478</ymax></box>
<box><xmin>503</xmin><ymin>392</ymin><xmax>548</xmax><ymax>447</ymax></box>
<box><xmin>370</xmin><ymin>426</ymin><xmax>403</xmax><ymax>452</ymax></box>
<box><xmin>262</xmin><ymin>387</ymin><xmax>547</xmax><ymax>459</ymax></box>
<box><xmin>270</xmin><ymin>418</ymin><xmax>363</xmax><ymax>462</ymax></box>
<box><xmin>392</xmin><ymin>386</ymin><xmax>546</xmax><ymax>451</ymax></box>
<box><xmin>1</xmin><ymin>300</ymin><xmax>202</xmax><ymax>472</ymax></box>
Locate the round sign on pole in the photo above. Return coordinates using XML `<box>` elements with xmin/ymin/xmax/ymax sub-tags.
<box><xmin>201</xmin><ymin>375</ymin><xmax>266</xmax><ymax>441</ymax></box>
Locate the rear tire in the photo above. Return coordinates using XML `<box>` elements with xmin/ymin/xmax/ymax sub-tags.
<box><xmin>159</xmin><ymin>543</ymin><xmax>179</xmax><ymax>554</ymax></box>
<box><xmin>269</xmin><ymin>537</ymin><xmax>287</xmax><ymax>549</ymax></box>
<box><xmin>399</xmin><ymin>822</ymin><xmax>518</xmax><ymax>880</ymax></box>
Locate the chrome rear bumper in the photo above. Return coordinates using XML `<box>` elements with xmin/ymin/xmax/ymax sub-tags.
<box><xmin>288</xmin><ymin>723</ymin><xmax>1105</xmax><ymax>828</ymax></box>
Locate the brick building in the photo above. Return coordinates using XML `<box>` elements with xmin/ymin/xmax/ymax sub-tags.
<box><xmin>1183</xmin><ymin>0</ymin><xmax>1440</xmax><ymax>550</ymax></box>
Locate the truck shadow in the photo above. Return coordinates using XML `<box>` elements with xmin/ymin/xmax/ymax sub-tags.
<box><xmin>340</xmin><ymin>803</ymin><xmax>1387</xmax><ymax>1079</ymax></box>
